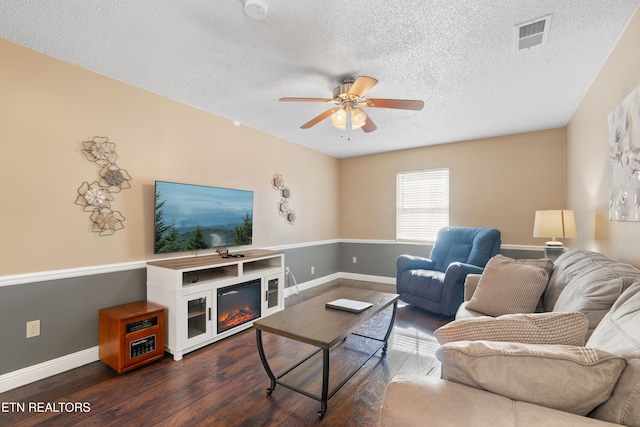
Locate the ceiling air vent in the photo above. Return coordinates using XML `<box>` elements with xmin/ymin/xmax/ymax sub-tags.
<box><xmin>514</xmin><ymin>14</ymin><xmax>552</xmax><ymax>50</ymax></box>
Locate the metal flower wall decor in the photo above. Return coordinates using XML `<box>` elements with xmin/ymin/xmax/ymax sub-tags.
<box><xmin>271</xmin><ymin>173</ymin><xmax>296</xmax><ymax>225</ymax></box>
<box><xmin>76</xmin><ymin>136</ymin><xmax>131</xmax><ymax>236</ymax></box>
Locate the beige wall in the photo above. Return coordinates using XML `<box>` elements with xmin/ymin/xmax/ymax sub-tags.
<box><xmin>0</xmin><ymin>39</ymin><xmax>340</xmax><ymax>275</ymax></box>
<box><xmin>5</xmin><ymin>4</ymin><xmax>639</xmax><ymax>276</ymax></box>
<box><xmin>567</xmin><ymin>8</ymin><xmax>640</xmax><ymax>265</ymax></box>
<box><xmin>339</xmin><ymin>128</ymin><xmax>567</xmax><ymax>245</ymax></box>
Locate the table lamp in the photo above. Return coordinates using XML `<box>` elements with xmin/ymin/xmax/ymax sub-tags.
<box><xmin>533</xmin><ymin>210</ymin><xmax>577</xmax><ymax>258</ymax></box>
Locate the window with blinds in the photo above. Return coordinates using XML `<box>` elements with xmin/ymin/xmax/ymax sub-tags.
<box><xmin>396</xmin><ymin>168</ymin><xmax>449</xmax><ymax>242</ymax></box>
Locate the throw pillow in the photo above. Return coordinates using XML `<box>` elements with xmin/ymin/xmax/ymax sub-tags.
<box><xmin>515</xmin><ymin>256</ymin><xmax>555</xmax><ymax>277</ymax></box>
<box><xmin>436</xmin><ymin>340</ymin><xmax>627</xmax><ymax>416</ymax></box>
<box><xmin>466</xmin><ymin>255</ymin><xmax>550</xmax><ymax>316</ymax></box>
<box><xmin>434</xmin><ymin>311</ymin><xmax>589</xmax><ymax>346</ymax></box>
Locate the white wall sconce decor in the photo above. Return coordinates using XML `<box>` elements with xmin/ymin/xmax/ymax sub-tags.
<box><xmin>271</xmin><ymin>173</ymin><xmax>296</xmax><ymax>225</ymax></box>
<box><xmin>608</xmin><ymin>83</ymin><xmax>640</xmax><ymax>221</ymax></box>
<box><xmin>75</xmin><ymin>136</ymin><xmax>131</xmax><ymax>236</ymax></box>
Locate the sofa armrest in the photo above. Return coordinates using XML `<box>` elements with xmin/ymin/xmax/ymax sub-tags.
<box><xmin>380</xmin><ymin>375</ymin><xmax>618</xmax><ymax>427</ymax></box>
<box><xmin>464</xmin><ymin>274</ymin><xmax>482</xmax><ymax>301</ymax></box>
<box><xmin>381</xmin><ymin>374</ymin><xmax>516</xmax><ymax>427</ymax></box>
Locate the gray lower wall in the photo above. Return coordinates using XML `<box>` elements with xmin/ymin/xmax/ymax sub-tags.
<box><xmin>500</xmin><ymin>247</ymin><xmax>545</xmax><ymax>259</ymax></box>
<box><xmin>0</xmin><ymin>269</ymin><xmax>146</xmax><ymax>375</ymax></box>
<box><xmin>0</xmin><ymin>242</ymin><xmax>545</xmax><ymax>376</ymax></box>
<box><xmin>339</xmin><ymin>242</ymin><xmax>432</xmax><ymax>278</ymax></box>
<box><xmin>283</xmin><ymin>242</ymin><xmax>340</xmax><ymax>287</ymax></box>
<box><xmin>337</xmin><ymin>242</ymin><xmax>545</xmax><ymax>279</ymax></box>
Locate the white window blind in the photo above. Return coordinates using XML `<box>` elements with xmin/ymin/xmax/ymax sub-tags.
<box><xmin>396</xmin><ymin>168</ymin><xmax>449</xmax><ymax>242</ymax></box>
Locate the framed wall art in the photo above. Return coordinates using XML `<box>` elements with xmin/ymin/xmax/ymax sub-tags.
<box><xmin>608</xmin><ymin>83</ymin><xmax>640</xmax><ymax>221</ymax></box>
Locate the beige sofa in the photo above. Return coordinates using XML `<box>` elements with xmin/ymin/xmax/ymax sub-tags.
<box><xmin>380</xmin><ymin>250</ymin><xmax>640</xmax><ymax>427</ymax></box>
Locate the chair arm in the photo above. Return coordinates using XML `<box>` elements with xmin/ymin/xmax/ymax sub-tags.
<box><xmin>464</xmin><ymin>274</ymin><xmax>482</xmax><ymax>301</ymax></box>
<box><xmin>396</xmin><ymin>255</ymin><xmax>435</xmax><ymax>272</ymax></box>
<box><xmin>444</xmin><ymin>262</ymin><xmax>485</xmax><ymax>285</ymax></box>
<box><xmin>440</xmin><ymin>263</ymin><xmax>486</xmax><ymax>316</ymax></box>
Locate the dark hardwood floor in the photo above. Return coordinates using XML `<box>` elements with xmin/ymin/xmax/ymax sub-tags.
<box><xmin>0</xmin><ymin>280</ymin><xmax>451</xmax><ymax>426</ymax></box>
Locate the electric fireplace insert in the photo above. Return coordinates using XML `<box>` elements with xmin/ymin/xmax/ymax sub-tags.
<box><xmin>217</xmin><ymin>279</ymin><xmax>261</xmax><ymax>334</ymax></box>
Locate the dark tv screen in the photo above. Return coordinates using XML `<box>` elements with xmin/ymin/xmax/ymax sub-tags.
<box><xmin>154</xmin><ymin>181</ymin><xmax>253</xmax><ymax>254</ymax></box>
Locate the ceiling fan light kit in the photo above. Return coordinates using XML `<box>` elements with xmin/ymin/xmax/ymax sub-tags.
<box><xmin>330</xmin><ymin>106</ymin><xmax>367</xmax><ymax>131</ymax></box>
<box><xmin>351</xmin><ymin>108</ymin><xmax>367</xmax><ymax>129</ymax></box>
<box><xmin>280</xmin><ymin>76</ymin><xmax>424</xmax><ymax>133</ymax></box>
<box><xmin>330</xmin><ymin>108</ymin><xmax>348</xmax><ymax>130</ymax></box>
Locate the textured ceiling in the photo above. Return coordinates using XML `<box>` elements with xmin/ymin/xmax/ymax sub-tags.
<box><xmin>2</xmin><ymin>1</ymin><xmax>639</xmax><ymax>158</ymax></box>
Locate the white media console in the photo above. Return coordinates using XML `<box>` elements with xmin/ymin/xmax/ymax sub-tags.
<box><xmin>146</xmin><ymin>249</ymin><xmax>285</xmax><ymax>361</ymax></box>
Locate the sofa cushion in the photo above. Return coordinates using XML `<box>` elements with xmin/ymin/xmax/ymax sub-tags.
<box><xmin>552</xmin><ymin>261</ymin><xmax>640</xmax><ymax>338</ymax></box>
<box><xmin>589</xmin><ymin>358</ymin><xmax>640</xmax><ymax>427</ymax></box>
<box><xmin>434</xmin><ymin>312</ymin><xmax>589</xmax><ymax>346</ymax></box>
<box><xmin>543</xmin><ymin>249</ymin><xmax>593</xmax><ymax>311</ymax></box>
<box><xmin>436</xmin><ymin>340</ymin><xmax>627</xmax><ymax>416</ymax></box>
<box><xmin>466</xmin><ymin>255</ymin><xmax>550</xmax><ymax>316</ymax></box>
<box><xmin>553</xmin><ymin>275</ymin><xmax>627</xmax><ymax>339</ymax></box>
<box><xmin>544</xmin><ymin>249</ymin><xmax>640</xmax><ymax>313</ymax></box>
<box><xmin>587</xmin><ymin>280</ymin><xmax>640</xmax><ymax>357</ymax></box>
<box><xmin>454</xmin><ymin>301</ymin><xmax>486</xmax><ymax>319</ymax></box>
<box><xmin>402</xmin><ymin>270</ymin><xmax>446</xmax><ymax>302</ymax></box>
<box><xmin>587</xmin><ymin>281</ymin><xmax>640</xmax><ymax>426</ymax></box>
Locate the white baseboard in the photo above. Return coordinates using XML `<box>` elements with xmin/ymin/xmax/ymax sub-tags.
<box><xmin>283</xmin><ymin>272</ymin><xmax>340</xmax><ymax>297</ymax></box>
<box><xmin>284</xmin><ymin>272</ymin><xmax>395</xmax><ymax>297</ymax></box>
<box><xmin>339</xmin><ymin>272</ymin><xmax>396</xmax><ymax>285</ymax></box>
<box><xmin>0</xmin><ymin>346</ymin><xmax>99</xmax><ymax>393</ymax></box>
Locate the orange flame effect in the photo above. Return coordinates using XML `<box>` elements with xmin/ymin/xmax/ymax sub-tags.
<box><xmin>218</xmin><ymin>305</ymin><xmax>257</xmax><ymax>329</ymax></box>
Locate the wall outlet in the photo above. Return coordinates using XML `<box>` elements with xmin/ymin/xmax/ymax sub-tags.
<box><xmin>285</xmin><ymin>267</ymin><xmax>290</xmax><ymax>275</ymax></box>
<box><xmin>26</xmin><ymin>320</ymin><xmax>40</xmax><ymax>338</ymax></box>
<box><xmin>352</xmin><ymin>257</ymin><xmax>357</xmax><ymax>264</ymax></box>
<box><xmin>311</xmin><ymin>266</ymin><xmax>315</xmax><ymax>274</ymax></box>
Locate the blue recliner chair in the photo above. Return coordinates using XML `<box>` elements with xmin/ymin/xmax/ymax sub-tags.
<box><xmin>396</xmin><ymin>227</ymin><xmax>501</xmax><ymax>316</ymax></box>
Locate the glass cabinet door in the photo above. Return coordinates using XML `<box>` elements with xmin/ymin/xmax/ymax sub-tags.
<box><xmin>266</xmin><ymin>277</ymin><xmax>279</xmax><ymax>309</ymax></box>
<box><xmin>186</xmin><ymin>292</ymin><xmax>211</xmax><ymax>342</ymax></box>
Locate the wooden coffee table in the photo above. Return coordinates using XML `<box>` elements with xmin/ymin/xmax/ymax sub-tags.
<box><xmin>253</xmin><ymin>286</ymin><xmax>399</xmax><ymax>419</ymax></box>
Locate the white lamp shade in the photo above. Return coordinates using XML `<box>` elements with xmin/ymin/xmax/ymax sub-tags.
<box><xmin>351</xmin><ymin>108</ymin><xmax>367</xmax><ymax>129</ymax></box>
<box><xmin>533</xmin><ymin>210</ymin><xmax>577</xmax><ymax>245</ymax></box>
<box><xmin>331</xmin><ymin>108</ymin><xmax>347</xmax><ymax>130</ymax></box>
<box><xmin>331</xmin><ymin>107</ymin><xmax>368</xmax><ymax>131</ymax></box>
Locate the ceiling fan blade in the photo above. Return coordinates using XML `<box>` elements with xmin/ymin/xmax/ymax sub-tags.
<box><xmin>366</xmin><ymin>98</ymin><xmax>425</xmax><ymax>110</ymax></box>
<box><xmin>280</xmin><ymin>97</ymin><xmax>333</xmax><ymax>103</ymax></box>
<box><xmin>361</xmin><ymin>114</ymin><xmax>377</xmax><ymax>133</ymax></box>
<box><xmin>300</xmin><ymin>107</ymin><xmax>340</xmax><ymax>129</ymax></box>
<box><xmin>348</xmin><ymin>76</ymin><xmax>378</xmax><ymax>98</ymax></box>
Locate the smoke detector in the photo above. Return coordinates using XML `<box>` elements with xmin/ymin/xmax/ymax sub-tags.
<box><xmin>514</xmin><ymin>14</ymin><xmax>552</xmax><ymax>50</ymax></box>
<box><xmin>245</xmin><ymin>0</ymin><xmax>268</xmax><ymax>20</ymax></box>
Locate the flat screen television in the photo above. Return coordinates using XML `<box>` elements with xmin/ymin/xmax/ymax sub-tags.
<box><xmin>154</xmin><ymin>180</ymin><xmax>253</xmax><ymax>254</ymax></box>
